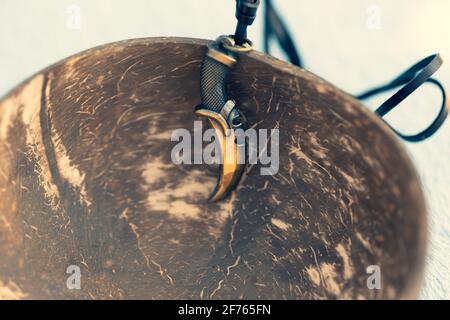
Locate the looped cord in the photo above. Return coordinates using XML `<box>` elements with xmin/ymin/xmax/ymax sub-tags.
<box><xmin>262</xmin><ymin>0</ymin><xmax>448</xmax><ymax>142</ymax></box>
<box><xmin>356</xmin><ymin>54</ymin><xmax>448</xmax><ymax>142</ymax></box>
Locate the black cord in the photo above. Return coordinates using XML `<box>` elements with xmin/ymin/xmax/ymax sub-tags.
<box><xmin>234</xmin><ymin>0</ymin><xmax>261</xmax><ymax>46</ymax></box>
<box><xmin>263</xmin><ymin>0</ymin><xmax>303</xmax><ymax>67</ymax></box>
<box><xmin>357</xmin><ymin>54</ymin><xmax>448</xmax><ymax>142</ymax></box>
<box><xmin>261</xmin><ymin>0</ymin><xmax>448</xmax><ymax>142</ymax></box>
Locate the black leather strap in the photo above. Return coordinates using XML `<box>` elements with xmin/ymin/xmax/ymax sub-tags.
<box><xmin>357</xmin><ymin>54</ymin><xmax>448</xmax><ymax>142</ymax></box>
<box><xmin>262</xmin><ymin>0</ymin><xmax>447</xmax><ymax>142</ymax></box>
<box><xmin>264</xmin><ymin>0</ymin><xmax>303</xmax><ymax>67</ymax></box>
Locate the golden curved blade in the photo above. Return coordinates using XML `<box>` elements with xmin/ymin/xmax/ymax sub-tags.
<box><xmin>195</xmin><ymin>109</ymin><xmax>246</xmax><ymax>202</ymax></box>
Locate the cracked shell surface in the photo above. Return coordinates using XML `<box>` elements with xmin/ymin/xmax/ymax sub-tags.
<box><xmin>0</xmin><ymin>37</ymin><xmax>426</xmax><ymax>299</ymax></box>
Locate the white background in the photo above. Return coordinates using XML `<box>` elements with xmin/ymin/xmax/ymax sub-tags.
<box><xmin>0</xmin><ymin>0</ymin><xmax>449</xmax><ymax>299</ymax></box>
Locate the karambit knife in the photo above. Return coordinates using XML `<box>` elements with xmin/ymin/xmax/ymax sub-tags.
<box><xmin>195</xmin><ymin>1</ymin><xmax>260</xmax><ymax>202</ymax></box>
<box><xmin>195</xmin><ymin>36</ymin><xmax>252</xmax><ymax>202</ymax></box>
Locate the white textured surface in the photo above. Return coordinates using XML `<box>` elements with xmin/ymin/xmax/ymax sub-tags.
<box><xmin>0</xmin><ymin>0</ymin><xmax>448</xmax><ymax>299</ymax></box>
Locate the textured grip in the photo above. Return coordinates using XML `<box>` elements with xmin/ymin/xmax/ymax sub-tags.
<box><xmin>200</xmin><ymin>56</ymin><xmax>231</xmax><ymax>113</ymax></box>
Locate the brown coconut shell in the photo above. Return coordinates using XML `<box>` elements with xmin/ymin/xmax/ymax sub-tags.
<box><xmin>0</xmin><ymin>37</ymin><xmax>426</xmax><ymax>299</ymax></box>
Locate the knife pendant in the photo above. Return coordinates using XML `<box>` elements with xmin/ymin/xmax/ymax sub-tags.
<box><xmin>195</xmin><ymin>36</ymin><xmax>252</xmax><ymax>202</ymax></box>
